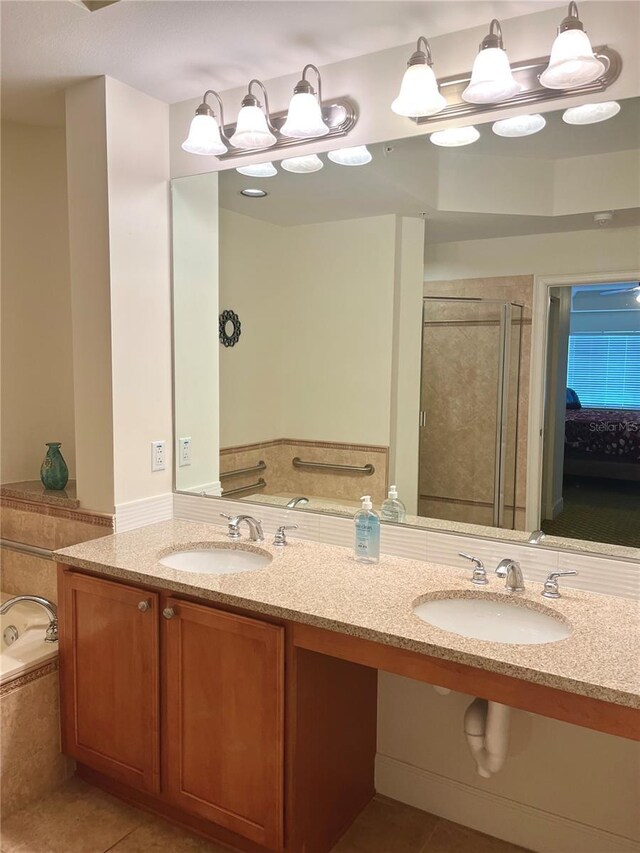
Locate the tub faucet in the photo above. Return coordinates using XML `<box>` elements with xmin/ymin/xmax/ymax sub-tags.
<box><xmin>286</xmin><ymin>496</ymin><xmax>309</xmax><ymax>508</ymax></box>
<box><xmin>496</xmin><ymin>559</ymin><xmax>525</xmax><ymax>593</ymax></box>
<box><xmin>0</xmin><ymin>595</ymin><xmax>58</xmax><ymax>642</ymax></box>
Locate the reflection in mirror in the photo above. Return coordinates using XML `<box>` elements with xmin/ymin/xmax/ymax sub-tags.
<box><xmin>172</xmin><ymin>97</ymin><xmax>640</xmax><ymax>553</ymax></box>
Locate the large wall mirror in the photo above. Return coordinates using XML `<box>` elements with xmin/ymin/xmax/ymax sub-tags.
<box><xmin>172</xmin><ymin>96</ymin><xmax>640</xmax><ymax>555</ymax></box>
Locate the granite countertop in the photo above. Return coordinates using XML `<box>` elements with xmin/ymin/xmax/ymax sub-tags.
<box><xmin>1</xmin><ymin>479</ymin><xmax>79</xmax><ymax>509</ymax></box>
<box><xmin>56</xmin><ymin>519</ymin><xmax>640</xmax><ymax>709</ymax></box>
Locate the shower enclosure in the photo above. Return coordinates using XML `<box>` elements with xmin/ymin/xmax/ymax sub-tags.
<box><xmin>418</xmin><ymin>297</ymin><xmax>523</xmax><ymax>530</ymax></box>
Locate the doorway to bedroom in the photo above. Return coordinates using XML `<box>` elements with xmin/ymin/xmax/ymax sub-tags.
<box><xmin>540</xmin><ymin>281</ymin><xmax>640</xmax><ymax>547</ymax></box>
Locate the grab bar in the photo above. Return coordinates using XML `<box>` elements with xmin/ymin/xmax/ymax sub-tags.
<box><xmin>222</xmin><ymin>478</ymin><xmax>267</xmax><ymax>497</ymax></box>
<box><xmin>0</xmin><ymin>538</ymin><xmax>55</xmax><ymax>561</ymax></box>
<box><xmin>220</xmin><ymin>461</ymin><xmax>266</xmax><ymax>480</ymax></box>
<box><xmin>292</xmin><ymin>457</ymin><xmax>375</xmax><ymax>475</ymax></box>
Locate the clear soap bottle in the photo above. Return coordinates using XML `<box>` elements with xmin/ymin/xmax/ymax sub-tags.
<box><xmin>381</xmin><ymin>485</ymin><xmax>406</xmax><ymax>523</ymax></box>
<box><xmin>354</xmin><ymin>495</ymin><xmax>380</xmax><ymax>564</ymax></box>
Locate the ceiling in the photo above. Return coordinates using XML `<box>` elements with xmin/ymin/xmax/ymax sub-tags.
<box><xmin>218</xmin><ymin>98</ymin><xmax>640</xmax><ymax>243</ymax></box>
<box><xmin>0</xmin><ymin>0</ymin><xmax>564</xmax><ymax>126</ymax></box>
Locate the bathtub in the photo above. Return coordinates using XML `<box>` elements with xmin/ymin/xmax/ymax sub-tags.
<box><xmin>0</xmin><ymin>595</ymin><xmax>58</xmax><ymax>686</ymax></box>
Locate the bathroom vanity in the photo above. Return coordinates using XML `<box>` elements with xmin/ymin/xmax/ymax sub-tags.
<box><xmin>56</xmin><ymin>521</ymin><xmax>640</xmax><ymax>853</ymax></box>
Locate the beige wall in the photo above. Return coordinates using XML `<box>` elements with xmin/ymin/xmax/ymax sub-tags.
<box><xmin>66</xmin><ymin>77</ymin><xmax>173</xmax><ymax>513</ymax></box>
<box><xmin>378</xmin><ymin>674</ymin><xmax>640</xmax><ymax>850</ymax></box>
<box><xmin>105</xmin><ymin>78</ymin><xmax>173</xmax><ymax>508</ymax></box>
<box><xmin>1</xmin><ymin>122</ymin><xmax>76</xmax><ymax>484</ymax></box>
<box><xmin>173</xmin><ymin>173</ymin><xmax>220</xmax><ymax>492</ymax></box>
<box><xmin>424</xmin><ymin>226</ymin><xmax>640</xmax><ymax>281</ymax></box>
<box><xmin>219</xmin><ymin>211</ymin><xmax>408</xmax><ymax>449</ymax></box>
<box><xmin>218</xmin><ymin>210</ymin><xmax>285</xmax><ymax>447</ymax></box>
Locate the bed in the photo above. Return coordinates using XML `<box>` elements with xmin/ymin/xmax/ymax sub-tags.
<box><xmin>564</xmin><ymin>408</ymin><xmax>640</xmax><ymax>480</ymax></box>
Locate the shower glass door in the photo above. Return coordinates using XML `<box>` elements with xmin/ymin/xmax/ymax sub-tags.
<box><xmin>418</xmin><ymin>298</ymin><xmax>523</xmax><ymax>530</ymax></box>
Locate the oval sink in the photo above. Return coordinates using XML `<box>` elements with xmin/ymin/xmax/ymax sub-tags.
<box><xmin>159</xmin><ymin>547</ymin><xmax>271</xmax><ymax>575</ymax></box>
<box><xmin>413</xmin><ymin>595</ymin><xmax>570</xmax><ymax>645</ymax></box>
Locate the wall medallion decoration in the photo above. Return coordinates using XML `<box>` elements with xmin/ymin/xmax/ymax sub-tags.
<box><xmin>219</xmin><ymin>309</ymin><xmax>241</xmax><ymax>347</ymax></box>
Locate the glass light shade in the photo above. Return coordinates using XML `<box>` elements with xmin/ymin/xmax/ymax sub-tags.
<box><xmin>562</xmin><ymin>100</ymin><xmax>620</xmax><ymax>125</ymax></box>
<box><xmin>539</xmin><ymin>29</ymin><xmax>605</xmax><ymax>89</ymax></box>
<box><xmin>492</xmin><ymin>114</ymin><xmax>546</xmax><ymax>137</ymax></box>
<box><xmin>182</xmin><ymin>114</ymin><xmax>227</xmax><ymax>156</ymax></box>
<box><xmin>327</xmin><ymin>146</ymin><xmax>372</xmax><ymax>166</ymax></box>
<box><xmin>391</xmin><ymin>64</ymin><xmax>447</xmax><ymax>118</ymax></box>
<box><xmin>462</xmin><ymin>48</ymin><xmax>522</xmax><ymax>104</ymax></box>
<box><xmin>280</xmin><ymin>92</ymin><xmax>330</xmax><ymax>138</ymax></box>
<box><xmin>229</xmin><ymin>105</ymin><xmax>277</xmax><ymax>150</ymax></box>
<box><xmin>430</xmin><ymin>126</ymin><xmax>480</xmax><ymax>147</ymax></box>
<box><xmin>280</xmin><ymin>154</ymin><xmax>324</xmax><ymax>173</ymax></box>
<box><xmin>236</xmin><ymin>162</ymin><xmax>278</xmax><ymax>178</ymax></box>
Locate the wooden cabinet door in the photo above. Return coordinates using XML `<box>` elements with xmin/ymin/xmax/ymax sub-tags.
<box><xmin>163</xmin><ymin>598</ymin><xmax>284</xmax><ymax>850</ymax></box>
<box><xmin>58</xmin><ymin>569</ymin><xmax>160</xmax><ymax>793</ymax></box>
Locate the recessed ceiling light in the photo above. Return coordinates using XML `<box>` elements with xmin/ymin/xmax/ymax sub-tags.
<box><xmin>240</xmin><ymin>188</ymin><xmax>268</xmax><ymax>198</ymax></box>
<box><xmin>327</xmin><ymin>146</ymin><xmax>372</xmax><ymax>166</ymax></box>
<box><xmin>430</xmin><ymin>126</ymin><xmax>480</xmax><ymax>147</ymax></box>
<box><xmin>562</xmin><ymin>101</ymin><xmax>620</xmax><ymax>125</ymax></box>
<box><xmin>492</xmin><ymin>114</ymin><xmax>546</xmax><ymax>137</ymax></box>
<box><xmin>236</xmin><ymin>162</ymin><xmax>277</xmax><ymax>178</ymax></box>
<box><xmin>280</xmin><ymin>154</ymin><xmax>324</xmax><ymax>173</ymax></box>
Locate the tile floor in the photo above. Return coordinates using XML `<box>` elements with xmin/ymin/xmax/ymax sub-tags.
<box><xmin>0</xmin><ymin>778</ymin><xmax>531</xmax><ymax>853</ymax></box>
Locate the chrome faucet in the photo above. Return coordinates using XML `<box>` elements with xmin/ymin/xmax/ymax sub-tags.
<box><xmin>286</xmin><ymin>496</ymin><xmax>309</xmax><ymax>508</ymax></box>
<box><xmin>528</xmin><ymin>529</ymin><xmax>546</xmax><ymax>544</ymax></box>
<box><xmin>496</xmin><ymin>559</ymin><xmax>525</xmax><ymax>592</ymax></box>
<box><xmin>220</xmin><ymin>513</ymin><xmax>264</xmax><ymax>543</ymax></box>
<box><xmin>0</xmin><ymin>595</ymin><xmax>58</xmax><ymax>642</ymax></box>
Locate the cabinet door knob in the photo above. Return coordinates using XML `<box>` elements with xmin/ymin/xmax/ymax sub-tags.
<box><xmin>163</xmin><ymin>607</ymin><xmax>175</xmax><ymax>620</ymax></box>
<box><xmin>138</xmin><ymin>600</ymin><xmax>151</xmax><ymax>612</ymax></box>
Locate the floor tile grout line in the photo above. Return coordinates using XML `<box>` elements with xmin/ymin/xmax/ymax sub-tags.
<box><xmin>100</xmin><ymin>824</ymin><xmax>140</xmax><ymax>853</ymax></box>
<box><xmin>418</xmin><ymin>816</ymin><xmax>443</xmax><ymax>853</ymax></box>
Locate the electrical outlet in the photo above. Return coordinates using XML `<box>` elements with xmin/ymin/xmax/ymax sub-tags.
<box><xmin>151</xmin><ymin>440</ymin><xmax>166</xmax><ymax>472</ymax></box>
<box><xmin>179</xmin><ymin>437</ymin><xmax>192</xmax><ymax>467</ymax></box>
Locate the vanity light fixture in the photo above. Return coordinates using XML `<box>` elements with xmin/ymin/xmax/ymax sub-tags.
<box><xmin>236</xmin><ymin>162</ymin><xmax>278</xmax><ymax>177</ymax></box>
<box><xmin>462</xmin><ymin>20</ymin><xmax>522</xmax><ymax>104</ymax></box>
<box><xmin>281</xmin><ymin>154</ymin><xmax>324</xmax><ymax>173</ymax></box>
<box><xmin>280</xmin><ymin>65</ymin><xmax>330</xmax><ymax>139</ymax></box>
<box><xmin>430</xmin><ymin>126</ymin><xmax>480</xmax><ymax>147</ymax></box>
<box><xmin>327</xmin><ymin>145</ymin><xmax>372</xmax><ymax>166</ymax></box>
<box><xmin>391</xmin><ymin>37</ymin><xmax>447</xmax><ymax>118</ymax></box>
<box><xmin>562</xmin><ymin>100</ymin><xmax>620</xmax><ymax>125</ymax></box>
<box><xmin>182</xmin><ymin>90</ymin><xmax>228</xmax><ymax>155</ymax></box>
<box><xmin>540</xmin><ymin>3</ymin><xmax>605</xmax><ymax>90</ymax></box>
<box><xmin>240</xmin><ymin>188</ymin><xmax>268</xmax><ymax>198</ymax></box>
<box><xmin>492</xmin><ymin>113</ymin><xmax>546</xmax><ymax>137</ymax></box>
<box><xmin>229</xmin><ymin>79</ymin><xmax>277</xmax><ymax>150</ymax></box>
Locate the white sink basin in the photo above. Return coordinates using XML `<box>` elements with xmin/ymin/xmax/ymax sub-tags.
<box><xmin>413</xmin><ymin>595</ymin><xmax>570</xmax><ymax>645</ymax></box>
<box><xmin>159</xmin><ymin>547</ymin><xmax>271</xmax><ymax>574</ymax></box>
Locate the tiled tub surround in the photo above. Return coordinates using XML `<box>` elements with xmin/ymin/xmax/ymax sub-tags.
<box><xmin>220</xmin><ymin>438</ymin><xmax>389</xmax><ymax>505</ymax></box>
<box><xmin>57</xmin><ymin>519</ymin><xmax>640</xmax><ymax>709</ymax></box>
<box><xmin>1</xmin><ymin>663</ymin><xmax>74</xmax><ymax>818</ymax></box>
<box><xmin>0</xmin><ymin>489</ymin><xmax>113</xmax><ymax>817</ymax></box>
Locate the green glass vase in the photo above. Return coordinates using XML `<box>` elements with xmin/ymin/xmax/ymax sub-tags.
<box><xmin>40</xmin><ymin>442</ymin><xmax>69</xmax><ymax>491</ymax></box>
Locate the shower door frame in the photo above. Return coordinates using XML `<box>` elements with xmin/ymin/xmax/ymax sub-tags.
<box><xmin>419</xmin><ymin>297</ymin><xmax>522</xmax><ymax>530</ymax></box>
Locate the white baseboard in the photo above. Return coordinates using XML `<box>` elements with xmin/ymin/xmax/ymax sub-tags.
<box><xmin>114</xmin><ymin>493</ymin><xmax>173</xmax><ymax>532</ymax></box>
<box><xmin>375</xmin><ymin>754</ymin><xmax>640</xmax><ymax>853</ymax></box>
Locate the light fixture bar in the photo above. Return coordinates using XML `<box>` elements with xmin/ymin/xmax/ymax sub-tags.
<box><xmin>411</xmin><ymin>44</ymin><xmax>620</xmax><ymax>125</ymax></box>
<box><xmin>216</xmin><ymin>98</ymin><xmax>357</xmax><ymax>160</ymax></box>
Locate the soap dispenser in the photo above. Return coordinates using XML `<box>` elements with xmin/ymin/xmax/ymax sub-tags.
<box><xmin>354</xmin><ymin>495</ymin><xmax>380</xmax><ymax>564</ymax></box>
<box><xmin>381</xmin><ymin>485</ymin><xmax>406</xmax><ymax>523</ymax></box>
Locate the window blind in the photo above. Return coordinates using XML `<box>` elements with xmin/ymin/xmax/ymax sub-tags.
<box><xmin>567</xmin><ymin>334</ymin><xmax>640</xmax><ymax>409</ymax></box>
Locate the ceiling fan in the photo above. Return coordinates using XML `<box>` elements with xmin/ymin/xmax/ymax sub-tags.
<box><xmin>598</xmin><ymin>282</ymin><xmax>640</xmax><ymax>299</ymax></box>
